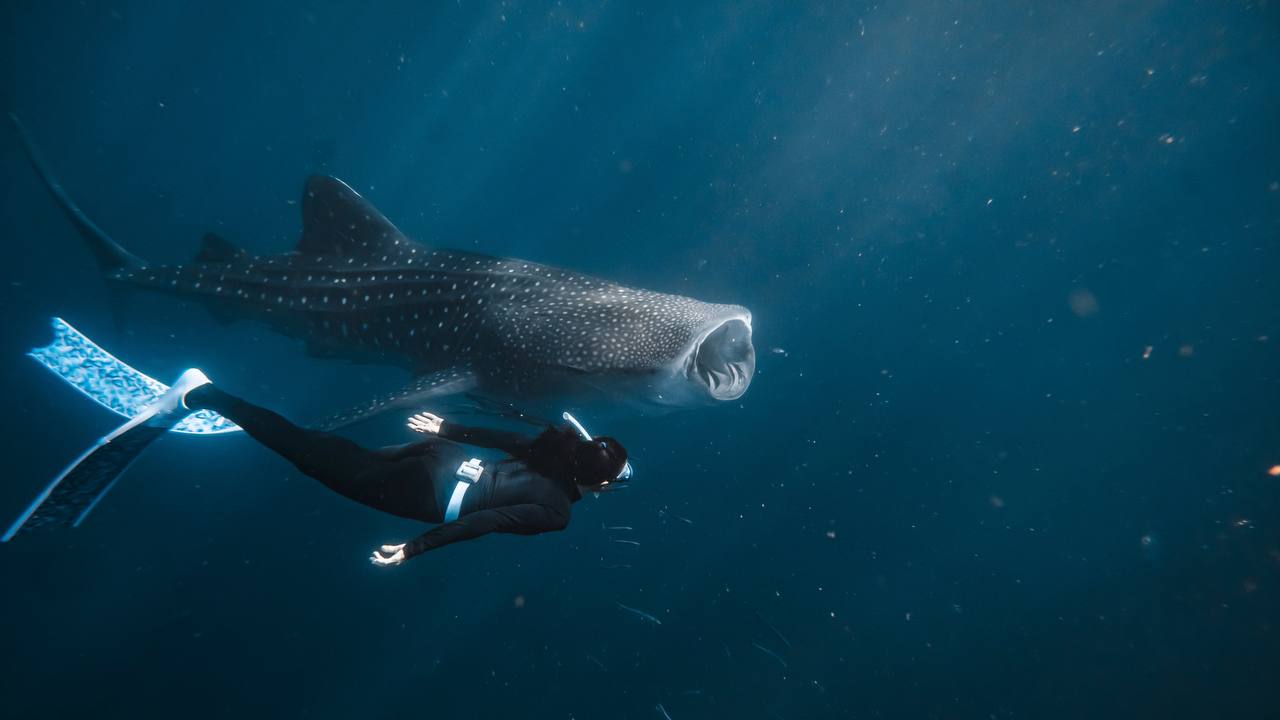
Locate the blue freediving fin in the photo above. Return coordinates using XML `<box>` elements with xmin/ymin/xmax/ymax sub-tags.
<box><xmin>3</xmin><ymin>319</ymin><xmax>241</xmax><ymax>540</ymax></box>
<box><xmin>1</xmin><ymin>421</ymin><xmax>167</xmax><ymax>541</ymax></box>
<box><xmin>1</xmin><ymin>366</ymin><xmax>211</xmax><ymax>541</ymax></box>
<box><xmin>28</xmin><ymin>317</ymin><xmax>240</xmax><ymax>435</ymax></box>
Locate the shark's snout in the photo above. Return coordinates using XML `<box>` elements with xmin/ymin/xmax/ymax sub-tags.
<box><xmin>686</xmin><ymin>314</ymin><xmax>755</xmax><ymax>401</ymax></box>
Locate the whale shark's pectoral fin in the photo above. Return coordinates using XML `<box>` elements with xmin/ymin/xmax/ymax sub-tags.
<box><xmin>312</xmin><ymin>368</ymin><xmax>477</xmax><ymax>430</ymax></box>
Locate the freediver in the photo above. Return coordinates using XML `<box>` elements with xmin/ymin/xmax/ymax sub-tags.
<box><xmin>163</xmin><ymin>370</ymin><xmax>630</xmax><ymax>566</ymax></box>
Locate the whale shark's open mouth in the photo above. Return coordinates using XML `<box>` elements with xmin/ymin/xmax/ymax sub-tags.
<box><xmin>685</xmin><ymin>315</ymin><xmax>755</xmax><ymax>401</ymax></box>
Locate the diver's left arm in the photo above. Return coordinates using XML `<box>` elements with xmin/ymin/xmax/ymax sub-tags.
<box><xmin>370</xmin><ymin>504</ymin><xmax>568</xmax><ymax>565</ymax></box>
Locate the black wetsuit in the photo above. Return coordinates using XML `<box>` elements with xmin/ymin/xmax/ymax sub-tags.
<box><xmin>186</xmin><ymin>385</ymin><xmax>580</xmax><ymax>558</ymax></box>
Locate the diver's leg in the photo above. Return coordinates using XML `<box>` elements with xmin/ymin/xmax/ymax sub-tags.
<box><xmin>184</xmin><ymin>384</ymin><xmax>441</xmax><ymax>520</ymax></box>
<box><xmin>184</xmin><ymin>384</ymin><xmax>379</xmax><ymax>493</ymax></box>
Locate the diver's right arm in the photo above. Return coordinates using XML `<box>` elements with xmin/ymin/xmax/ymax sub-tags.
<box><xmin>408</xmin><ymin>412</ymin><xmax>533</xmax><ymax>456</ymax></box>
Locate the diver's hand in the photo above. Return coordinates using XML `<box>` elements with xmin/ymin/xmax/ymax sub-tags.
<box><xmin>408</xmin><ymin>412</ymin><xmax>443</xmax><ymax>434</ymax></box>
<box><xmin>370</xmin><ymin>543</ymin><xmax>407</xmax><ymax>566</ymax></box>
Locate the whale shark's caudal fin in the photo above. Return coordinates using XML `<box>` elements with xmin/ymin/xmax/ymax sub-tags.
<box><xmin>297</xmin><ymin>175</ymin><xmax>409</xmax><ymax>258</ymax></box>
<box><xmin>9</xmin><ymin>113</ymin><xmax>144</xmax><ymax>273</ymax></box>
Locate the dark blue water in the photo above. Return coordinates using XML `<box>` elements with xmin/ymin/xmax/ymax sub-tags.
<box><xmin>2</xmin><ymin>2</ymin><xmax>1278</xmax><ymax>718</ymax></box>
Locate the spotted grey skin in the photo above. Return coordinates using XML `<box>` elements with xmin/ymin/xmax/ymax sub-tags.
<box><xmin>13</xmin><ymin>117</ymin><xmax>755</xmax><ymax>426</ymax></box>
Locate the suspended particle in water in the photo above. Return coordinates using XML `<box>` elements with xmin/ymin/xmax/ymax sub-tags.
<box><xmin>1140</xmin><ymin>533</ymin><xmax>1161</xmax><ymax>561</ymax></box>
<box><xmin>1068</xmin><ymin>289</ymin><xmax>1099</xmax><ymax>318</ymax></box>
<box><xmin>1142</xmin><ymin>346</ymin><xmax>1153</xmax><ymax>360</ymax></box>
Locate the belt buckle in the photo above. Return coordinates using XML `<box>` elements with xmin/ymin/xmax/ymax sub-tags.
<box><xmin>456</xmin><ymin>458</ymin><xmax>484</xmax><ymax>483</ymax></box>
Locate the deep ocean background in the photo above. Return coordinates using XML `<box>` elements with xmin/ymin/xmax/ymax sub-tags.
<box><xmin>2</xmin><ymin>2</ymin><xmax>1278</xmax><ymax>718</ymax></box>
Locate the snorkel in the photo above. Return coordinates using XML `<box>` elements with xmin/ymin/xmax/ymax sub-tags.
<box><xmin>562</xmin><ymin>411</ymin><xmax>633</xmax><ymax>484</ymax></box>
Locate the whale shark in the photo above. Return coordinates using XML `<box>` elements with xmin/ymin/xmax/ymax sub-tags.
<box><xmin>11</xmin><ymin>116</ymin><xmax>755</xmax><ymax>427</ymax></box>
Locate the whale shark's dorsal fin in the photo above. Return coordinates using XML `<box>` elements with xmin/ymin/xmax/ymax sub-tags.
<box><xmin>298</xmin><ymin>175</ymin><xmax>408</xmax><ymax>258</ymax></box>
